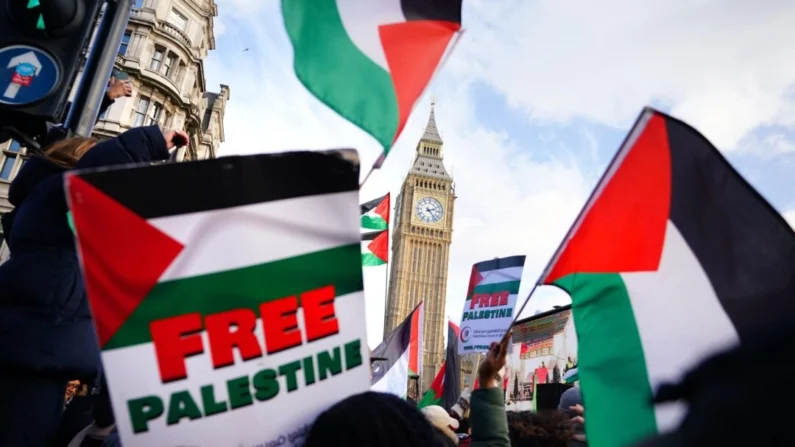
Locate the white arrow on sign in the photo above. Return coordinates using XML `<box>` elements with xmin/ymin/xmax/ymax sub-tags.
<box><xmin>4</xmin><ymin>51</ymin><xmax>43</xmax><ymax>100</ymax></box>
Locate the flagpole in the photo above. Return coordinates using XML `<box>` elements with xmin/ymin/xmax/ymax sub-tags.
<box><xmin>509</xmin><ymin>109</ymin><xmax>654</xmax><ymax>326</ymax></box>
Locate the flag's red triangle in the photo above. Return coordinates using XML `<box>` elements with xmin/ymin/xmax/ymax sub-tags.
<box><xmin>67</xmin><ymin>175</ymin><xmax>185</xmax><ymax>347</ymax></box>
<box><xmin>544</xmin><ymin>114</ymin><xmax>671</xmax><ymax>283</ymax></box>
<box><xmin>466</xmin><ymin>265</ymin><xmax>483</xmax><ymax>298</ymax></box>
<box><xmin>379</xmin><ymin>20</ymin><xmax>459</xmax><ymax>143</ymax></box>
<box><xmin>449</xmin><ymin>320</ymin><xmax>460</xmax><ymax>338</ymax></box>
<box><xmin>375</xmin><ymin>193</ymin><xmax>390</xmax><ymax>225</ymax></box>
<box><xmin>368</xmin><ymin>230</ymin><xmax>389</xmax><ymax>263</ymax></box>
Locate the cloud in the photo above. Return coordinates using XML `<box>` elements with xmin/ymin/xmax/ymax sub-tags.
<box><xmin>453</xmin><ymin>0</ymin><xmax>795</xmax><ymax>151</ymax></box>
<box><xmin>785</xmin><ymin>210</ymin><xmax>795</xmax><ymax>229</ymax></box>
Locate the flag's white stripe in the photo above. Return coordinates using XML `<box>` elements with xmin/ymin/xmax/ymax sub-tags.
<box><xmin>371</xmin><ymin>349</ymin><xmax>409</xmax><ymax>397</ymax></box>
<box><xmin>621</xmin><ymin>221</ymin><xmax>740</xmax><ymax>432</ymax></box>
<box><xmin>336</xmin><ymin>0</ymin><xmax>405</xmax><ymax>72</ymax></box>
<box><xmin>150</xmin><ymin>191</ymin><xmax>360</xmax><ymax>282</ymax></box>
<box><xmin>102</xmin><ymin>292</ymin><xmax>369</xmax><ymax>446</ymax></box>
<box><xmin>478</xmin><ymin>266</ymin><xmax>524</xmax><ymax>285</ymax></box>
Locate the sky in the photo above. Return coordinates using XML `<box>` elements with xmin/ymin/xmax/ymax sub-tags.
<box><xmin>204</xmin><ymin>0</ymin><xmax>795</xmax><ymax>349</ymax></box>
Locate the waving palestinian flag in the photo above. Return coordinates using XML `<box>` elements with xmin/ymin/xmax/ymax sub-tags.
<box><xmin>541</xmin><ymin>108</ymin><xmax>795</xmax><ymax>447</ymax></box>
<box><xmin>361</xmin><ymin>194</ymin><xmax>390</xmax><ymax>266</ymax></box>
<box><xmin>282</xmin><ymin>0</ymin><xmax>463</xmax><ymax>154</ymax></box>
<box><xmin>371</xmin><ymin>302</ymin><xmax>424</xmax><ymax>398</ymax></box>
<box><xmin>361</xmin><ymin>193</ymin><xmax>390</xmax><ymax>230</ymax></box>
<box><xmin>419</xmin><ymin>320</ymin><xmax>460</xmax><ymax>409</ymax></box>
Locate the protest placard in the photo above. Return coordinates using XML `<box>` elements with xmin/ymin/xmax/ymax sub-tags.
<box><xmin>66</xmin><ymin>150</ymin><xmax>370</xmax><ymax>447</ymax></box>
<box><xmin>458</xmin><ymin>256</ymin><xmax>526</xmax><ymax>354</ymax></box>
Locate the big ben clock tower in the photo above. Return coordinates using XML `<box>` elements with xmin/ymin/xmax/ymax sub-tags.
<box><xmin>385</xmin><ymin>101</ymin><xmax>455</xmax><ymax>391</ymax></box>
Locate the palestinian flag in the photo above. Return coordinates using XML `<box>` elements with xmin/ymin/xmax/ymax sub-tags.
<box><xmin>66</xmin><ymin>151</ymin><xmax>368</xmax><ymax>443</ymax></box>
<box><xmin>361</xmin><ymin>194</ymin><xmax>390</xmax><ymax>266</ymax></box>
<box><xmin>282</xmin><ymin>0</ymin><xmax>463</xmax><ymax>153</ymax></box>
<box><xmin>371</xmin><ymin>302</ymin><xmax>424</xmax><ymax>397</ymax></box>
<box><xmin>361</xmin><ymin>193</ymin><xmax>390</xmax><ymax>230</ymax></box>
<box><xmin>362</xmin><ymin>230</ymin><xmax>388</xmax><ymax>266</ymax></box>
<box><xmin>459</xmin><ymin>256</ymin><xmax>526</xmax><ymax>353</ymax></box>
<box><xmin>541</xmin><ymin>108</ymin><xmax>795</xmax><ymax>447</ymax></box>
<box><xmin>418</xmin><ymin>320</ymin><xmax>460</xmax><ymax>409</ymax></box>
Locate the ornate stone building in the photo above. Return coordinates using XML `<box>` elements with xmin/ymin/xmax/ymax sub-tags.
<box><xmin>384</xmin><ymin>102</ymin><xmax>456</xmax><ymax>391</ymax></box>
<box><xmin>0</xmin><ymin>0</ymin><xmax>228</xmax><ymax>260</ymax></box>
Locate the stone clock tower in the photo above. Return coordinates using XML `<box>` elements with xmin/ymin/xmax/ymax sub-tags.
<box><xmin>384</xmin><ymin>101</ymin><xmax>455</xmax><ymax>391</ymax></box>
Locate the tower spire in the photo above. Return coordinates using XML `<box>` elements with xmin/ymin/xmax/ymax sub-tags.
<box><xmin>421</xmin><ymin>98</ymin><xmax>442</xmax><ymax>144</ymax></box>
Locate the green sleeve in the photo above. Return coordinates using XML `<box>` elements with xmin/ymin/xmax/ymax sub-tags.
<box><xmin>470</xmin><ymin>388</ymin><xmax>510</xmax><ymax>447</ymax></box>
<box><xmin>67</xmin><ymin>211</ymin><xmax>76</xmax><ymax>235</ymax></box>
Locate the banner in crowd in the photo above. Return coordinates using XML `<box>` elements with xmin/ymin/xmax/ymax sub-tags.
<box><xmin>505</xmin><ymin>307</ymin><xmax>577</xmax><ymax>412</ymax></box>
<box><xmin>66</xmin><ymin>151</ymin><xmax>370</xmax><ymax>446</ymax></box>
<box><xmin>458</xmin><ymin>256</ymin><xmax>526</xmax><ymax>354</ymax></box>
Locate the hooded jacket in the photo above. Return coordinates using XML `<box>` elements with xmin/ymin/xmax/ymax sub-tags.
<box><xmin>0</xmin><ymin>126</ymin><xmax>170</xmax><ymax>378</ymax></box>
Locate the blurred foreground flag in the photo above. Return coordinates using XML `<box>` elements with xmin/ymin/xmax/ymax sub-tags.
<box><xmin>540</xmin><ymin>108</ymin><xmax>795</xmax><ymax>447</ymax></box>
<box><xmin>282</xmin><ymin>0</ymin><xmax>463</xmax><ymax>158</ymax></box>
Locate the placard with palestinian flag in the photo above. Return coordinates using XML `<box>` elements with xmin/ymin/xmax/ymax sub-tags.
<box><xmin>66</xmin><ymin>151</ymin><xmax>371</xmax><ymax>446</ymax></box>
<box><xmin>458</xmin><ymin>256</ymin><xmax>526</xmax><ymax>354</ymax></box>
<box><xmin>541</xmin><ymin>108</ymin><xmax>795</xmax><ymax>447</ymax></box>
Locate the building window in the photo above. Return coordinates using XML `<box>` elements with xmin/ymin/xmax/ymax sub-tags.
<box><xmin>119</xmin><ymin>31</ymin><xmax>131</xmax><ymax>56</ymax></box>
<box><xmin>149</xmin><ymin>47</ymin><xmax>164</xmax><ymax>71</ymax></box>
<box><xmin>147</xmin><ymin>103</ymin><xmax>163</xmax><ymax>126</ymax></box>
<box><xmin>133</xmin><ymin>96</ymin><xmax>150</xmax><ymax>127</ymax></box>
<box><xmin>168</xmin><ymin>9</ymin><xmax>188</xmax><ymax>30</ymax></box>
<box><xmin>133</xmin><ymin>0</ymin><xmax>143</xmax><ymax>7</ymax></box>
<box><xmin>164</xmin><ymin>53</ymin><xmax>177</xmax><ymax>77</ymax></box>
<box><xmin>0</xmin><ymin>140</ymin><xmax>22</xmax><ymax>181</ymax></box>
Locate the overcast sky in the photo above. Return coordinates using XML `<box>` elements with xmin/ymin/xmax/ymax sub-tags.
<box><xmin>206</xmin><ymin>0</ymin><xmax>795</xmax><ymax>348</ymax></box>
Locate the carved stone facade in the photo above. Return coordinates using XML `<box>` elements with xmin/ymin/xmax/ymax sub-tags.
<box><xmin>89</xmin><ymin>0</ymin><xmax>228</xmax><ymax>161</ymax></box>
<box><xmin>0</xmin><ymin>0</ymin><xmax>227</xmax><ymax>260</ymax></box>
<box><xmin>384</xmin><ymin>103</ymin><xmax>456</xmax><ymax>391</ymax></box>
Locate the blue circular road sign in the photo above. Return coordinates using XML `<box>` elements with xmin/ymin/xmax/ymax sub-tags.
<box><xmin>0</xmin><ymin>44</ymin><xmax>60</xmax><ymax>106</ymax></box>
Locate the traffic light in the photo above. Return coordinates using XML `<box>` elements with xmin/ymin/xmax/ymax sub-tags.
<box><xmin>0</xmin><ymin>0</ymin><xmax>104</xmax><ymax>124</ymax></box>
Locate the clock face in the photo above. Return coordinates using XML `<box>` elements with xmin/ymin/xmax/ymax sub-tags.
<box><xmin>415</xmin><ymin>197</ymin><xmax>444</xmax><ymax>224</ymax></box>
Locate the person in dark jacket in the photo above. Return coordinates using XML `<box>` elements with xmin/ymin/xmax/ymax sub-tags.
<box><xmin>0</xmin><ymin>125</ymin><xmax>187</xmax><ymax>446</ymax></box>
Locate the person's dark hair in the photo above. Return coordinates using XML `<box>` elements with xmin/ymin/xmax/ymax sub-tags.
<box><xmin>434</xmin><ymin>427</ymin><xmax>458</xmax><ymax>447</ymax></box>
<box><xmin>507</xmin><ymin>411</ymin><xmax>572</xmax><ymax>447</ymax></box>
<box><xmin>305</xmin><ymin>391</ymin><xmax>446</xmax><ymax>447</ymax></box>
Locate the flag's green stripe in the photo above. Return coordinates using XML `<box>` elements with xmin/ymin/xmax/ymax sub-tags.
<box><xmin>282</xmin><ymin>0</ymin><xmax>398</xmax><ymax>150</ymax></box>
<box><xmin>67</xmin><ymin>211</ymin><xmax>76</xmax><ymax>235</ymax></box>
<box><xmin>465</xmin><ymin>280</ymin><xmax>521</xmax><ymax>300</ymax></box>
<box><xmin>417</xmin><ymin>390</ymin><xmax>442</xmax><ymax>409</ymax></box>
<box><xmin>362</xmin><ymin>252</ymin><xmax>387</xmax><ymax>267</ymax></box>
<box><xmin>361</xmin><ymin>215</ymin><xmax>388</xmax><ymax>230</ymax></box>
<box><xmin>553</xmin><ymin>273</ymin><xmax>657</xmax><ymax>447</ymax></box>
<box><xmin>106</xmin><ymin>244</ymin><xmax>363</xmax><ymax>350</ymax></box>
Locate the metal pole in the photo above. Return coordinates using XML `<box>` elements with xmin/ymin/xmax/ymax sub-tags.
<box><xmin>64</xmin><ymin>0</ymin><xmax>132</xmax><ymax>137</ymax></box>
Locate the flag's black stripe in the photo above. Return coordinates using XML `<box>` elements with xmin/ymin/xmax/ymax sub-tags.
<box><xmin>401</xmin><ymin>0</ymin><xmax>462</xmax><ymax>24</ymax></box>
<box><xmin>663</xmin><ymin>112</ymin><xmax>795</xmax><ymax>341</ymax></box>
<box><xmin>75</xmin><ymin>151</ymin><xmax>359</xmax><ymax>219</ymax></box>
<box><xmin>474</xmin><ymin>255</ymin><xmax>526</xmax><ymax>273</ymax></box>
<box><xmin>371</xmin><ymin>305</ymin><xmax>417</xmax><ymax>386</ymax></box>
<box><xmin>360</xmin><ymin>194</ymin><xmax>387</xmax><ymax>215</ymax></box>
<box><xmin>442</xmin><ymin>322</ymin><xmax>461</xmax><ymax>410</ymax></box>
<box><xmin>362</xmin><ymin>230</ymin><xmax>386</xmax><ymax>241</ymax></box>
